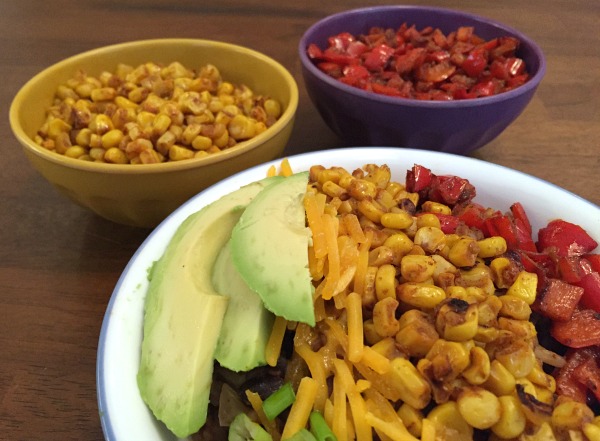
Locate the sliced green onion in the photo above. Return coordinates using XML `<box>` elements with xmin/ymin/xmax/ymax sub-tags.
<box><xmin>309</xmin><ymin>411</ymin><xmax>337</xmax><ymax>441</ymax></box>
<box><xmin>286</xmin><ymin>428</ymin><xmax>317</xmax><ymax>441</ymax></box>
<box><xmin>262</xmin><ymin>382</ymin><xmax>296</xmax><ymax>421</ymax></box>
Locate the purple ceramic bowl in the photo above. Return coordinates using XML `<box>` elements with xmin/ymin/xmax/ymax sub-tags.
<box><xmin>299</xmin><ymin>6</ymin><xmax>546</xmax><ymax>154</ymax></box>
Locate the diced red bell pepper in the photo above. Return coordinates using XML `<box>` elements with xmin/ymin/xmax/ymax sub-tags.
<box><xmin>537</xmin><ymin>219</ymin><xmax>598</xmax><ymax>257</ymax></box>
<box><xmin>327</xmin><ymin>32</ymin><xmax>355</xmax><ymax>51</ymax></box>
<box><xmin>346</xmin><ymin>41</ymin><xmax>369</xmax><ymax>58</ymax></box>
<box><xmin>340</xmin><ymin>65</ymin><xmax>370</xmax><ymax>87</ymax></box>
<box><xmin>406</xmin><ymin>164</ymin><xmax>433</xmax><ymax>193</ymax></box>
<box><xmin>551</xmin><ymin>308</ymin><xmax>600</xmax><ymax>348</ymax></box>
<box><xmin>468</xmin><ymin>79</ymin><xmax>497</xmax><ymax>97</ymax></box>
<box><xmin>454</xmin><ymin>203</ymin><xmax>489</xmax><ymax>232</ymax></box>
<box><xmin>585</xmin><ymin>254</ymin><xmax>600</xmax><ymax>273</ymax></box>
<box><xmin>370</xmin><ymin>82</ymin><xmax>403</xmax><ymax>96</ymax></box>
<box><xmin>363</xmin><ymin>44</ymin><xmax>395</xmax><ymax>71</ymax></box>
<box><xmin>557</xmin><ymin>256</ymin><xmax>588</xmax><ymax>284</ymax></box>
<box><xmin>428</xmin><ymin>175</ymin><xmax>476</xmax><ymax>206</ymax></box>
<box><xmin>509</xmin><ymin>202</ymin><xmax>532</xmax><ymax>236</ymax></box>
<box><xmin>577</xmin><ymin>271</ymin><xmax>600</xmax><ymax>313</ymax></box>
<box><xmin>555</xmin><ymin>347</ymin><xmax>599</xmax><ymax>404</ymax></box>
<box><xmin>484</xmin><ymin>214</ymin><xmax>519</xmax><ymax>250</ymax></box>
<box><xmin>535</xmin><ymin>278</ymin><xmax>584</xmax><ymax>322</ymax></box>
<box><xmin>307</xmin><ymin>43</ymin><xmax>322</xmax><ymax>59</ymax></box>
<box><xmin>461</xmin><ymin>48</ymin><xmax>488</xmax><ymax>77</ymax></box>
<box><xmin>573</xmin><ymin>355</ymin><xmax>600</xmax><ymax>403</ymax></box>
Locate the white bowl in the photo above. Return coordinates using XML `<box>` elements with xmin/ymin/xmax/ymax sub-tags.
<box><xmin>96</xmin><ymin>147</ymin><xmax>600</xmax><ymax>440</ymax></box>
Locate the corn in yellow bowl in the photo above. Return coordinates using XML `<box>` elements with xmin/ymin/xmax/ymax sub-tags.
<box><xmin>9</xmin><ymin>38</ymin><xmax>298</xmax><ymax>228</ymax></box>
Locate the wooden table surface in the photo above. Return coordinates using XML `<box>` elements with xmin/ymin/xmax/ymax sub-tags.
<box><xmin>1</xmin><ymin>0</ymin><xmax>598</xmax><ymax>439</ymax></box>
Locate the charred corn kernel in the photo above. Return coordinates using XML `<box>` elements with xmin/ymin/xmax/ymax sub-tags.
<box><xmin>384</xmin><ymin>233</ymin><xmax>414</xmax><ymax>258</ymax></box>
<box><xmin>89</xmin><ymin>147</ymin><xmax>105</xmax><ymax>161</ymax></box>
<box><xmin>413</xmin><ymin>226</ymin><xmax>446</xmax><ymax>254</ymax></box>
<box><xmin>400</xmin><ymin>255</ymin><xmax>436</xmax><ymax>283</ymax></box>
<box><xmin>396</xmin><ymin>311</ymin><xmax>439</xmax><ymax>358</ymax></box>
<box><xmin>448</xmin><ymin>237</ymin><xmax>480</xmax><ymax>267</ymax></box>
<box><xmin>477</xmin><ymin>236</ymin><xmax>507</xmax><ymax>258</ymax></box>
<box><xmin>491</xmin><ymin>395</ymin><xmax>527</xmax><ymax>439</ymax></box>
<box><xmin>551</xmin><ymin>400</ymin><xmax>594</xmax><ymax>431</ymax></box>
<box><xmin>104</xmin><ymin>147</ymin><xmax>128</xmax><ymax>164</ymax></box>
<box><xmin>474</xmin><ymin>326</ymin><xmax>501</xmax><ymax>343</ymax></box>
<box><xmin>212</xmin><ymin>129</ymin><xmax>230</xmax><ymax>148</ymax></box>
<box><xmin>152</xmin><ymin>113</ymin><xmax>171</xmax><ymax>135</ymax></box>
<box><xmin>427</xmin><ymin>402</ymin><xmax>473</xmax><ymax>440</ymax></box>
<box><xmin>477</xmin><ymin>295</ymin><xmax>503</xmax><ymax>326</ymax></box>
<box><xmin>425</xmin><ymin>340</ymin><xmax>472</xmax><ymax>380</ymax></box>
<box><xmin>499</xmin><ymin>295</ymin><xmax>532</xmax><ymax>320</ymax></box>
<box><xmin>416</xmin><ymin>213</ymin><xmax>441</xmax><ymax>229</ymax></box>
<box><xmin>114</xmin><ymin>95</ymin><xmax>137</xmax><ymax>109</ymax></box>
<box><xmin>75</xmin><ymin>128</ymin><xmax>92</xmax><ymax>147</ymax></box>
<box><xmin>156</xmin><ymin>131</ymin><xmax>176</xmax><ymax>155</ymax></box>
<box><xmin>139</xmin><ymin>148</ymin><xmax>163</xmax><ymax>164</ymax></box>
<box><xmin>191</xmin><ymin>135</ymin><xmax>212</xmax><ymax>151</ymax></box>
<box><xmin>322</xmin><ymin>181</ymin><xmax>346</xmax><ymax>199</ymax></box>
<box><xmin>47</xmin><ymin>118</ymin><xmax>71</xmax><ymax>139</ymax></box>
<box><xmin>75</xmin><ymin>82</ymin><xmax>94</xmax><ymax>98</ymax></box>
<box><xmin>533</xmin><ymin>385</ymin><xmax>554</xmax><ymax>405</ymax></box>
<box><xmin>357</xmin><ymin>199</ymin><xmax>386</xmax><ymax>223</ymax></box>
<box><xmin>496</xmin><ymin>341</ymin><xmax>536</xmax><ymax>378</ymax></box>
<box><xmin>264</xmin><ymin>98</ymin><xmax>281</xmax><ymax>118</ymax></box>
<box><xmin>431</xmin><ymin>254</ymin><xmax>457</xmax><ymax>277</ymax></box>
<box><xmin>169</xmin><ymin>145</ymin><xmax>194</xmax><ymax>161</ymax></box>
<box><xmin>498</xmin><ymin>317</ymin><xmax>537</xmax><ymax>339</ymax></box>
<box><xmin>90</xmin><ymin>87</ymin><xmax>116</xmax><ymax>102</ymax></box>
<box><xmin>527</xmin><ymin>364</ymin><xmax>556</xmax><ymax>393</ymax></box>
<box><xmin>380</xmin><ymin>211</ymin><xmax>413</xmax><ymax>230</ymax></box>
<box><xmin>584</xmin><ymin>423</ymin><xmax>600</xmax><ymax>441</ymax></box>
<box><xmin>348</xmin><ymin>178</ymin><xmax>377</xmax><ymax>200</ymax></box>
<box><xmin>421</xmin><ymin>201</ymin><xmax>451</xmax><ymax>215</ymax></box>
<box><xmin>228</xmin><ymin>114</ymin><xmax>255</xmax><ymax>140</ymax></box>
<box><xmin>436</xmin><ymin>300</ymin><xmax>479</xmax><ymax>341</ymax></box>
<box><xmin>89</xmin><ymin>114</ymin><xmax>114</xmax><ymax>134</ymax></box>
<box><xmin>397</xmin><ymin>283</ymin><xmax>446</xmax><ymax>309</ymax></box>
<box><xmin>457</xmin><ymin>386</ymin><xmax>501</xmax><ymax>429</ymax></box>
<box><xmin>375</xmin><ymin>264</ymin><xmax>398</xmax><ymax>300</ymax></box>
<box><xmin>396</xmin><ymin>403</ymin><xmax>422</xmax><ymax>438</ymax></box>
<box><xmin>489</xmin><ymin>255</ymin><xmax>511</xmax><ymax>281</ymax></box>
<box><xmin>389</xmin><ymin>357</ymin><xmax>431</xmax><ymax>409</ymax></box>
<box><xmin>54</xmin><ymin>132</ymin><xmax>71</xmax><ymax>154</ymax></box>
<box><xmin>101</xmin><ymin>129</ymin><xmax>124</xmax><ymax>149</ymax></box>
<box><xmin>64</xmin><ymin>145</ymin><xmax>86</xmax><ymax>158</ymax></box>
<box><xmin>484</xmin><ymin>360</ymin><xmax>516</xmax><ymax>396</ymax></box>
<box><xmin>506</xmin><ymin>271</ymin><xmax>538</xmax><ymax>305</ymax></box>
<box><xmin>372</xmin><ymin>297</ymin><xmax>400</xmax><ymax>337</ymax></box>
<box><xmin>463</xmin><ymin>346</ymin><xmax>490</xmax><ymax>385</ymax></box>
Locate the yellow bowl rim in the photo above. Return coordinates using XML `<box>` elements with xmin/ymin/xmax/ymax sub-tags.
<box><xmin>9</xmin><ymin>38</ymin><xmax>299</xmax><ymax>176</ymax></box>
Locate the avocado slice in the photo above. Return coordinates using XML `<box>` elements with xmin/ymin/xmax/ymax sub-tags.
<box><xmin>212</xmin><ymin>240</ymin><xmax>275</xmax><ymax>371</ymax></box>
<box><xmin>137</xmin><ymin>176</ymin><xmax>281</xmax><ymax>438</ymax></box>
<box><xmin>230</xmin><ymin>171</ymin><xmax>315</xmax><ymax>326</ymax></box>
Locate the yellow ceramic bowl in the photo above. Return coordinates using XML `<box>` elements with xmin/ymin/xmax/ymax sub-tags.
<box><xmin>9</xmin><ymin>39</ymin><xmax>298</xmax><ymax>228</ymax></box>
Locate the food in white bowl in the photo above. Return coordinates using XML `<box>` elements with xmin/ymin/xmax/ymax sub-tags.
<box><xmin>97</xmin><ymin>147</ymin><xmax>600</xmax><ymax>441</ymax></box>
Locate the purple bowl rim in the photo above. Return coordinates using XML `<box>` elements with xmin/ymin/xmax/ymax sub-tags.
<box><xmin>298</xmin><ymin>5</ymin><xmax>546</xmax><ymax>108</ymax></box>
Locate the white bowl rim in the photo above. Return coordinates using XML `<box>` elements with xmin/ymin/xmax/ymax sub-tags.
<box><xmin>298</xmin><ymin>5</ymin><xmax>547</xmax><ymax>109</ymax></box>
<box><xmin>9</xmin><ymin>38</ymin><xmax>299</xmax><ymax>175</ymax></box>
<box><xmin>96</xmin><ymin>147</ymin><xmax>599</xmax><ymax>441</ymax></box>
